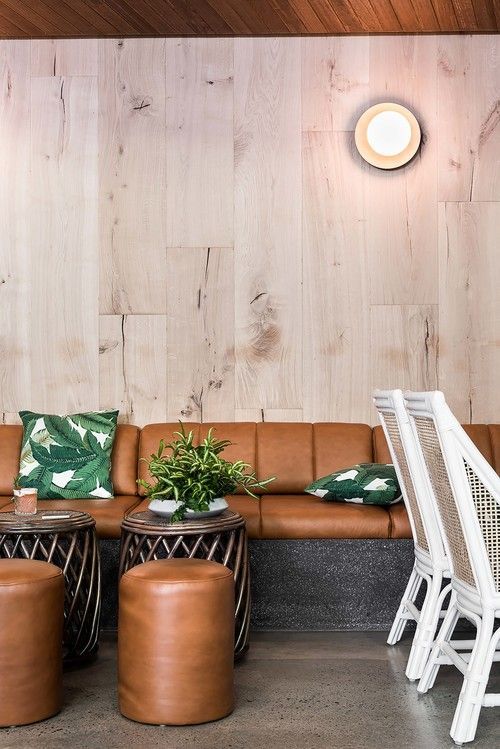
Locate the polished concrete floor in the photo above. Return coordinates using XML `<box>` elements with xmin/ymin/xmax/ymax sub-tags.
<box><xmin>1</xmin><ymin>631</ymin><xmax>499</xmax><ymax>749</ymax></box>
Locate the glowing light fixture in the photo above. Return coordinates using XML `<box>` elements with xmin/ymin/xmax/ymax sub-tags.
<box><xmin>355</xmin><ymin>102</ymin><xmax>421</xmax><ymax>169</ymax></box>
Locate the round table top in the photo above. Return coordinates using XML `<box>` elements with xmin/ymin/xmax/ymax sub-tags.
<box><xmin>121</xmin><ymin>508</ymin><xmax>245</xmax><ymax>535</ymax></box>
<box><xmin>0</xmin><ymin>510</ymin><xmax>95</xmax><ymax>533</ymax></box>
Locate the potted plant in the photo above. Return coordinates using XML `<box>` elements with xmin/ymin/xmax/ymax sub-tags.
<box><xmin>13</xmin><ymin>474</ymin><xmax>38</xmax><ymax>516</ymax></box>
<box><xmin>138</xmin><ymin>426</ymin><xmax>274</xmax><ymax>521</ymax></box>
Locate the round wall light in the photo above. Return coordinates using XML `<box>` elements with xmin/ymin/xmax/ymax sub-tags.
<box><xmin>355</xmin><ymin>102</ymin><xmax>421</xmax><ymax>169</ymax></box>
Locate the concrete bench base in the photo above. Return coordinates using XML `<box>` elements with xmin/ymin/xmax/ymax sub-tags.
<box><xmin>100</xmin><ymin>538</ymin><xmax>415</xmax><ymax>631</ymax></box>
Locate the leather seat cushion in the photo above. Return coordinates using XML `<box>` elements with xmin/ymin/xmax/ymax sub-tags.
<box><xmin>0</xmin><ymin>496</ymin><xmax>140</xmax><ymax>539</ymax></box>
<box><xmin>388</xmin><ymin>503</ymin><xmax>412</xmax><ymax>539</ymax></box>
<box><xmin>260</xmin><ymin>495</ymin><xmax>390</xmax><ymax>539</ymax></box>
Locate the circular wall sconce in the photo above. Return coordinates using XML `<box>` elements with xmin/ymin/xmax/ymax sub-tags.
<box><xmin>355</xmin><ymin>102</ymin><xmax>421</xmax><ymax>169</ymax></box>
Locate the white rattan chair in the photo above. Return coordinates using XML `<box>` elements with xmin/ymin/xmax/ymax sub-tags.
<box><xmin>405</xmin><ymin>390</ymin><xmax>500</xmax><ymax>745</ymax></box>
<box><xmin>373</xmin><ymin>389</ymin><xmax>451</xmax><ymax>680</ymax></box>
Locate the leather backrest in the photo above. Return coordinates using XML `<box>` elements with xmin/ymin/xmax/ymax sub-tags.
<box><xmin>0</xmin><ymin>425</ymin><xmax>23</xmax><ymax>495</ymax></box>
<box><xmin>111</xmin><ymin>425</ymin><xmax>140</xmax><ymax>495</ymax></box>
<box><xmin>199</xmin><ymin>423</ymin><xmax>256</xmax><ymax>495</ymax></box>
<box><xmin>313</xmin><ymin>423</ymin><xmax>373</xmax><ymax>478</ymax></box>
<box><xmin>461</xmin><ymin>424</ymin><xmax>493</xmax><ymax>465</ymax></box>
<box><xmin>489</xmin><ymin>425</ymin><xmax>500</xmax><ymax>473</ymax></box>
<box><xmin>374</xmin><ymin>423</ymin><xmax>495</xmax><ymax>468</ymax></box>
<box><xmin>0</xmin><ymin>423</ymin><xmax>139</xmax><ymax>497</ymax></box>
<box><xmin>256</xmin><ymin>423</ymin><xmax>314</xmax><ymax>494</ymax></box>
<box><xmin>138</xmin><ymin>424</ymin><xmax>200</xmax><ymax>495</ymax></box>
<box><xmin>373</xmin><ymin>425</ymin><xmax>391</xmax><ymax>463</ymax></box>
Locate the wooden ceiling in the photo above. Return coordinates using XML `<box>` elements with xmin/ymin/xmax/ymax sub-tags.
<box><xmin>0</xmin><ymin>1</ymin><xmax>498</xmax><ymax>37</ymax></box>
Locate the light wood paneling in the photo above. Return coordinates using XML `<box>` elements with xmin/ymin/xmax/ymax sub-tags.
<box><xmin>438</xmin><ymin>36</ymin><xmax>500</xmax><ymax>202</ymax></box>
<box><xmin>30</xmin><ymin>75</ymin><xmax>98</xmax><ymax>412</ymax></box>
<box><xmin>0</xmin><ymin>36</ymin><xmax>498</xmax><ymax>426</ymax></box>
<box><xmin>31</xmin><ymin>39</ymin><xmax>98</xmax><ymax>76</ymax></box>
<box><xmin>99</xmin><ymin>38</ymin><xmax>167</xmax><ymax>314</ymax></box>
<box><xmin>301</xmin><ymin>37</ymin><xmax>369</xmax><ymax>132</ymax></box>
<box><xmin>302</xmin><ymin>131</ymin><xmax>371</xmax><ymax>423</ymax></box>
<box><xmin>234</xmin><ymin>38</ymin><xmax>302</xmax><ymax>410</ymax></box>
<box><xmin>370</xmin><ymin>305</ymin><xmax>439</xmax><ymax>396</ymax></box>
<box><xmin>99</xmin><ymin>314</ymin><xmax>167</xmax><ymax>424</ymax></box>
<box><xmin>234</xmin><ymin>409</ymin><xmax>304</xmax><ymax>422</ymax></box>
<box><xmin>438</xmin><ymin>202</ymin><xmax>500</xmax><ymax>423</ymax></box>
<box><xmin>367</xmin><ymin>36</ymin><xmax>438</xmax><ymax>305</ymax></box>
<box><xmin>0</xmin><ymin>41</ymin><xmax>30</xmax><ymax>412</ymax></box>
<box><xmin>166</xmin><ymin>247</ymin><xmax>234</xmax><ymax>422</ymax></box>
<box><xmin>166</xmin><ymin>38</ymin><xmax>233</xmax><ymax>247</ymax></box>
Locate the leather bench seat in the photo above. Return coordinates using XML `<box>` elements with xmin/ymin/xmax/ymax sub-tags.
<box><xmin>260</xmin><ymin>496</ymin><xmax>390</xmax><ymax>539</ymax></box>
<box><xmin>0</xmin><ymin>419</ymin><xmax>498</xmax><ymax>541</ymax></box>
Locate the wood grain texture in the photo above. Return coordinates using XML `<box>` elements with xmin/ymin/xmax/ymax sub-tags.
<box><xmin>302</xmin><ymin>131</ymin><xmax>371</xmax><ymax>423</ymax></box>
<box><xmin>99</xmin><ymin>314</ymin><xmax>167</xmax><ymax>425</ymax></box>
<box><xmin>166</xmin><ymin>38</ymin><xmax>233</xmax><ymax>247</ymax></box>
<box><xmin>370</xmin><ymin>305</ymin><xmax>439</xmax><ymax>402</ymax></box>
<box><xmin>0</xmin><ymin>0</ymin><xmax>496</xmax><ymax>36</ymax></box>
<box><xmin>438</xmin><ymin>35</ymin><xmax>500</xmax><ymax>202</ymax></box>
<box><xmin>31</xmin><ymin>39</ymin><xmax>98</xmax><ymax>76</ymax></box>
<box><xmin>301</xmin><ymin>37</ymin><xmax>369</xmax><ymax>132</ymax></box>
<box><xmin>0</xmin><ymin>41</ymin><xmax>30</xmax><ymax>412</ymax></box>
<box><xmin>0</xmin><ymin>36</ymin><xmax>498</xmax><ymax>426</ymax></box>
<box><xmin>367</xmin><ymin>36</ymin><xmax>438</xmax><ymax>305</ymax></box>
<box><xmin>234</xmin><ymin>38</ymin><xmax>302</xmax><ymax>410</ymax></box>
<box><xmin>30</xmin><ymin>75</ymin><xmax>98</xmax><ymax>412</ymax></box>
<box><xmin>166</xmin><ymin>247</ymin><xmax>234</xmax><ymax>422</ymax></box>
<box><xmin>99</xmin><ymin>38</ymin><xmax>167</xmax><ymax>314</ymax></box>
<box><xmin>438</xmin><ymin>202</ymin><xmax>500</xmax><ymax>423</ymax></box>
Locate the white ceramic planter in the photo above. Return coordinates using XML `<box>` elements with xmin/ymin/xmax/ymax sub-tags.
<box><xmin>148</xmin><ymin>496</ymin><xmax>228</xmax><ymax>519</ymax></box>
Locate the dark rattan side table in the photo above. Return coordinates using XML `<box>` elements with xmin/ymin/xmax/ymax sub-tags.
<box><xmin>0</xmin><ymin>510</ymin><xmax>101</xmax><ymax>664</ymax></box>
<box><xmin>119</xmin><ymin>509</ymin><xmax>250</xmax><ymax>659</ymax></box>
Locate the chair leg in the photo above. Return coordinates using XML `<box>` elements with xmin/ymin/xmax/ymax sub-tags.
<box><xmin>418</xmin><ymin>596</ymin><xmax>460</xmax><ymax>694</ymax></box>
<box><xmin>387</xmin><ymin>563</ymin><xmax>422</xmax><ymax>646</ymax></box>
<box><xmin>450</xmin><ymin>612</ymin><xmax>496</xmax><ymax>746</ymax></box>
<box><xmin>406</xmin><ymin>574</ymin><xmax>449</xmax><ymax>681</ymax></box>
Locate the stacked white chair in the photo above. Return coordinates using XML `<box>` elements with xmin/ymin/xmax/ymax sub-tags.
<box><xmin>373</xmin><ymin>389</ymin><xmax>451</xmax><ymax>680</ymax></box>
<box><xmin>405</xmin><ymin>390</ymin><xmax>500</xmax><ymax>745</ymax></box>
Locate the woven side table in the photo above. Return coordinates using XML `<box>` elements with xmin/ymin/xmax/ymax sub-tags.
<box><xmin>119</xmin><ymin>509</ymin><xmax>250</xmax><ymax>659</ymax></box>
<box><xmin>0</xmin><ymin>510</ymin><xmax>101</xmax><ymax>663</ymax></box>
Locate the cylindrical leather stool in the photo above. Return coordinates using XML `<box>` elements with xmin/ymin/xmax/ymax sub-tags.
<box><xmin>0</xmin><ymin>558</ymin><xmax>64</xmax><ymax>727</ymax></box>
<box><xmin>118</xmin><ymin>558</ymin><xmax>235</xmax><ymax>725</ymax></box>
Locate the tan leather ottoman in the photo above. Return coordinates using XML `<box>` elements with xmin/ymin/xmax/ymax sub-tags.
<box><xmin>0</xmin><ymin>559</ymin><xmax>64</xmax><ymax>727</ymax></box>
<box><xmin>118</xmin><ymin>558</ymin><xmax>235</xmax><ymax>725</ymax></box>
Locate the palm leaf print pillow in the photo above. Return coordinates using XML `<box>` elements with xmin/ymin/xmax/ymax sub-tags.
<box><xmin>18</xmin><ymin>410</ymin><xmax>119</xmax><ymax>499</ymax></box>
<box><xmin>306</xmin><ymin>464</ymin><xmax>402</xmax><ymax>505</ymax></box>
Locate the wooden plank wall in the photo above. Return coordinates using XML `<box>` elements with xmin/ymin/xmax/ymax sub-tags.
<box><xmin>0</xmin><ymin>36</ymin><xmax>499</xmax><ymax>426</ymax></box>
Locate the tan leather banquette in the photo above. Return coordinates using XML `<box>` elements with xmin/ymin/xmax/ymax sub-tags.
<box><xmin>1</xmin><ymin>422</ymin><xmax>499</xmax><ymax>541</ymax></box>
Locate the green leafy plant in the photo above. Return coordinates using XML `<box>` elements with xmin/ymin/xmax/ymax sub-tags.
<box><xmin>138</xmin><ymin>425</ymin><xmax>274</xmax><ymax>522</ymax></box>
<box><xmin>13</xmin><ymin>473</ymin><xmax>22</xmax><ymax>491</ymax></box>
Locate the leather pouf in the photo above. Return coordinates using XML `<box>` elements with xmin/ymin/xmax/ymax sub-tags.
<box><xmin>0</xmin><ymin>558</ymin><xmax>64</xmax><ymax>727</ymax></box>
<box><xmin>118</xmin><ymin>558</ymin><xmax>235</xmax><ymax>725</ymax></box>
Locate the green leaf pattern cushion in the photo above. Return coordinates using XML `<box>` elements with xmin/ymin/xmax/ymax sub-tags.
<box><xmin>18</xmin><ymin>410</ymin><xmax>119</xmax><ymax>499</ymax></box>
<box><xmin>306</xmin><ymin>463</ymin><xmax>402</xmax><ymax>506</ymax></box>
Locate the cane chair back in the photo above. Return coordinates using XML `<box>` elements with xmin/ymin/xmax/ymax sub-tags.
<box><xmin>373</xmin><ymin>390</ymin><xmax>446</xmax><ymax>565</ymax></box>
<box><xmin>405</xmin><ymin>391</ymin><xmax>500</xmax><ymax>599</ymax></box>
